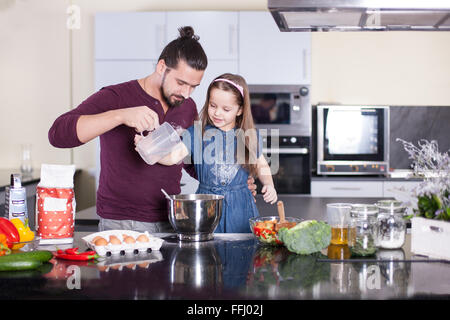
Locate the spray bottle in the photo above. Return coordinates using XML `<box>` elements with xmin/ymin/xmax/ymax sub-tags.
<box><xmin>5</xmin><ymin>173</ymin><xmax>28</xmax><ymax>223</ymax></box>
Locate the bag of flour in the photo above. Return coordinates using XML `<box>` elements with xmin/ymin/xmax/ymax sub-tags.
<box><xmin>36</xmin><ymin>164</ymin><xmax>76</xmax><ymax>244</ymax></box>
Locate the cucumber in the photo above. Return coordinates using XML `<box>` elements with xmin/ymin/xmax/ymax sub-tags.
<box><xmin>0</xmin><ymin>269</ymin><xmax>42</xmax><ymax>278</ymax></box>
<box><xmin>0</xmin><ymin>259</ymin><xmax>43</xmax><ymax>272</ymax></box>
<box><xmin>0</xmin><ymin>262</ymin><xmax>53</xmax><ymax>276</ymax></box>
<box><xmin>0</xmin><ymin>250</ymin><xmax>53</xmax><ymax>272</ymax></box>
<box><xmin>38</xmin><ymin>262</ymin><xmax>54</xmax><ymax>274</ymax></box>
<box><xmin>0</xmin><ymin>250</ymin><xmax>53</xmax><ymax>263</ymax></box>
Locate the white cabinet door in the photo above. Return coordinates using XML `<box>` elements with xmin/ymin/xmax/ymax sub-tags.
<box><xmin>189</xmin><ymin>60</ymin><xmax>239</xmax><ymax>113</ymax></box>
<box><xmin>167</xmin><ymin>11</ymin><xmax>238</xmax><ymax>60</ymax></box>
<box><xmin>95</xmin><ymin>12</ymin><xmax>166</xmax><ymax>60</ymax></box>
<box><xmin>311</xmin><ymin>181</ymin><xmax>383</xmax><ymax>197</ymax></box>
<box><xmin>95</xmin><ymin>60</ymin><xmax>156</xmax><ymax>91</ymax></box>
<box><xmin>383</xmin><ymin>181</ymin><xmax>420</xmax><ymax>201</ymax></box>
<box><xmin>239</xmin><ymin>11</ymin><xmax>311</xmax><ymax>85</ymax></box>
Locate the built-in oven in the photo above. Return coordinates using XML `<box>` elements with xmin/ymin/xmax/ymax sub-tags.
<box><xmin>249</xmin><ymin>85</ymin><xmax>311</xmax><ymax>194</ymax></box>
<box><xmin>259</xmin><ymin>134</ymin><xmax>311</xmax><ymax>194</ymax></box>
<box><xmin>316</xmin><ymin>105</ymin><xmax>390</xmax><ymax>175</ymax></box>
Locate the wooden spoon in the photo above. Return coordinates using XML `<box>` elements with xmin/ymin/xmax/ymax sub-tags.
<box><xmin>276</xmin><ymin>200</ymin><xmax>290</xmax><ymax>231</ymax></box>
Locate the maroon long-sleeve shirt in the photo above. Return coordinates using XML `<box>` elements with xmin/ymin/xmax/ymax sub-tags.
<box><xmin>48</xmin><ymin>80</ymin><xmax>198</xmax><ymax>222</ymax></box>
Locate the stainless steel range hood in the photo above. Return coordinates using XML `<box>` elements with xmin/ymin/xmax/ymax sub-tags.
<box><xmin>268</xmin><ymin>0</ymin><xmax>450</xmax><ymax>31</ymax></box>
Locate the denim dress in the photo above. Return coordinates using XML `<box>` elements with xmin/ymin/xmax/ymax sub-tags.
<box><xmin>181</xmin><ymin>124</ymin><xmax>261</xmax><ymax>233</ymax></box>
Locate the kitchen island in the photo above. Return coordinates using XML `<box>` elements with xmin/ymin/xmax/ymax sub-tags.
<box><xmin>1</xmin><ymin>195</ymin><xmax>449</xmax><ymax>305</ymax></box>
<box><xmin>1</xmin><ymin>231</ymin><xmax>449</xmax><ymax>301</ymax></box>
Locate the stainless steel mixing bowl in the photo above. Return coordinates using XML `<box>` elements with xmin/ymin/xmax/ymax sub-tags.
<box><xmin>166</xmin><ymin>194</ymin><xmax>224</xmax><ymax>241</ymax></box>
<box><xmin>169</xmin><ymin>241</ymin><xmax>223</xmax><ymax>288</ymax></box>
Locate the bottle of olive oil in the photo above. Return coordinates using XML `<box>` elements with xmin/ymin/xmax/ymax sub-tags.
<box><xmin>5</xmin><ymin>174</ymin><xmax>28</xmax><ymax>223</ymax></box>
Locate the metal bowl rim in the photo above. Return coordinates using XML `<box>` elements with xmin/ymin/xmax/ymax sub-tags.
<box><xmin>167</xmin><ymin>194</ymin><xmax>224</xmax><ymax>201</ymax></box>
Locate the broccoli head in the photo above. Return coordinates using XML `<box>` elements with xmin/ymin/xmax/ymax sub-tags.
<box><xmin>278</xmin><ymin>220</ymin><xmax>331</xmax><ymax>255</ymax></box>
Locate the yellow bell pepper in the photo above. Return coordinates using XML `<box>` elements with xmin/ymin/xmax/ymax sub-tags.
<box><xmin>10</xmin><ymin>218</ymin><xmax>35</xmax><ymax>250</ymax></box>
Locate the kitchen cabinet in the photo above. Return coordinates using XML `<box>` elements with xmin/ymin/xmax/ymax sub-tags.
<box><xmin>311</xmin><ymin>180</ymin><xmax>383</xmax><ymax>198</ymax></box>
<box><xmin>166</xmin><ymin>11</ymin><xmax>239</xmax><ymax>113</ymax></box>
<box><xmin>383</xmin><ymin>180</ymin><xmax>420</xmax><ymax>202</ymax></box>
<box><xmin>238</xmin><ymin>11</ymin><xmax>311</xmax><ymax>85</ymax></box>
<box><xmin>166</xmin><ymin>11</ymin><xmax>238</xmax><ymax>61</ymax></box>
<box><xmin>311</xmin><ymin>179</ymin><xmax>422</xmax><ymax>199</ymax></box>
<box><xmin>95</xmin><ymin>60</ymin><xmax>156</xmax><ymax>90</ymax></box>
<box><xmin>95</xmin><ymin>12</ymin><xmax>166</xmax><ymax>60</ymax></box>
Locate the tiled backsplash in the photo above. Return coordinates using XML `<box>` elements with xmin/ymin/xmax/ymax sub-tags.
<box><xmin>390</xmin><ymin>106</ymin><xmax>450</xmax><ymax>169</ymax></box>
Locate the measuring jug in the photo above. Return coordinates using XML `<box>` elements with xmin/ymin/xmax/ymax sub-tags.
<box><xmin>136</xmin><ymin>122</ymin><xmax>181</xmax><ymax>165</ymax></box>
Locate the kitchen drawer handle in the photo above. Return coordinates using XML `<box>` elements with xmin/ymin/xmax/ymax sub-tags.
<box><xmin>262</xmin><ymin>148</ymin><xmax>309</xmax><ymax>154</ymax></box>
<box><xmin>302</xmin><ymin>48</ymin><xmax>307</xmax><ymax>80</ymax></box>
<box><xmin>331</xmin><ymin>187</ymin><xmax>361</xmax><ymax>191</ymax></box>
<box><xmin>429</xmin><ymin>226</ymin><xmax>443</xmax><ymax>233</ymax></box>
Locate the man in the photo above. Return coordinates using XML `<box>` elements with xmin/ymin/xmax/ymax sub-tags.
<box><xmin>49</xmin><ymin>26</ymin><xmax>256</xmax><ymax>232</ymax></box>
<box><xmin>251</xmin><ymin>94</ymin><xmax>277</xmax><ymax>124</ymax></box>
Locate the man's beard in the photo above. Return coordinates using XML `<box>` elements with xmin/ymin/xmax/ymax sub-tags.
<box><xmin>160</xmin><ymin>71</ymin><xmax>185</xmax><ymax>108</ymax></box>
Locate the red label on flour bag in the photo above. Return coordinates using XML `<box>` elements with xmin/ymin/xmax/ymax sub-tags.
<box><xmin>37</xmin><ymin>187</ymin><xmax>75</xmax><ymax>239</ymax></box>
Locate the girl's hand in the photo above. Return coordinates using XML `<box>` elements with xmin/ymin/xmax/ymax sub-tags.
<box><xmin>247</xmin><ymin>176</ymin><xmax>257</xmax><ymax>202</ymax></box>
<box><xmin>134</xmin><ymin>134</ymin><xmax>143</xmax><ymax>150</ymax></box>
<box><xmin>261</xmin><ymin>184</ymin><xmax>277</xmax><ymax>204</ymax></box>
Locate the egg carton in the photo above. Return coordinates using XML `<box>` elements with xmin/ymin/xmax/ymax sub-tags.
<box><xmin>82</xmin><ymin>230</ymin><xmax>164</xmax><ymax>257</ymax></box>
<box><xmin>96</xmin><ymin>251</ymin><xmax>163</xmax><ymax>272</ymax></box>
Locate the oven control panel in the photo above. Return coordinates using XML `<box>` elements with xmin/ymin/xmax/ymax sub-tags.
<box><xmin>262</xmin><ymin>135</ymin><xmax>310</xmax><ymax>148</ymax></box>
<box><xmin>318</xmin><ymin>162</ymin><xmax>389</xmax><ymax>175</ymax></box>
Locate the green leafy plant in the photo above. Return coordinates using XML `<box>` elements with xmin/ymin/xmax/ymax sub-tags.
<box><xmin>397</xmin><ymin>139</ymin><xmax>450</xmax><ymax>221</ymax></box>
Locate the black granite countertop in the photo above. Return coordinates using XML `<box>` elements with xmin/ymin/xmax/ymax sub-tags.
<box><xmin>2</xmin><ymin>231</ymin><xmax>449</xmax><ymax>303</ymax></box>
<box><xmin>3</xmin><ymin>195</ymin><xmax>450</xmax><ymax>303</ymax></box>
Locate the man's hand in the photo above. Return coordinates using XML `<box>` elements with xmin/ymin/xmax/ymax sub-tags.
<box><xmin>247</xmin><ymin>176</ymin><xmax>257</xmax><ymax>202</ymax></box>
<box><xmin>76</xmin><ymin>106</ymin><xmax>160</xmax><ymax>144</ymax></box>
<box><xmin>134</xmin><ymin>134</ymin><xmax>143</xmax><ymax>148</ymax></box>
<box><xmin>118</xmin><ymin>106</ymin><xmax>160</xmax><ymax>133</ymax></box>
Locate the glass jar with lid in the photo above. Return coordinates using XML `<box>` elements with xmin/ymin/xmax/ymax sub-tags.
<box><xmin>375</xmin><ymin>200</ymin><xmax>407</xmax><ymax>249</ymax></box>
<box><xmin>349</xmin><ymin>204</ymin><xmax>378</xmax><ymax>256</ymax></box>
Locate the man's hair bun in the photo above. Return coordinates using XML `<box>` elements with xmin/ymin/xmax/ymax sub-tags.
<box><xmin>159</xmin><ymin>25</ymin><xmax>207</xmax><ymax>71</ymax></box>
<box><xmin>178</xmin><ymin>26</ymin><xmax>199</xmax><ymax>41</ymax></box>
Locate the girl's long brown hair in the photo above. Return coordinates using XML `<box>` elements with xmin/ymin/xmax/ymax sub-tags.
<box><xmin>200</xmin><ymin>73</ymin><xmax>259</xmax><ymax>177</ymax></box>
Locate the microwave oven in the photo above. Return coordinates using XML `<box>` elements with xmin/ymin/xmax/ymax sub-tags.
<box><xmin>248</xmin><ymin>84</ymin><xmax>311</xmax><ymax>137</ymax></box>
<box><xmin>316</xmin><ymin>105</ymin><xmax>390</xmax><ymax>175</ymax></box>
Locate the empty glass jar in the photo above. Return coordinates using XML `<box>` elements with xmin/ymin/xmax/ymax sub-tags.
<box><xmin>349</xmin><ymin>204</ymin><xmax>378</xmax><ymax>256</ymax></box>
<box><xmin>375</xmin><ymin>200</ymin><xmax>407</xmax><ymax>249</ymax></box>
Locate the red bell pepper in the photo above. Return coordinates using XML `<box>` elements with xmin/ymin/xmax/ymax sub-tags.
<box><xmin>0</xmin><ymin>217</ymin><xmax>20</xmax><ymax>249</ymax></box>
<box><xmin>253</xmin><ymin>226</ymin><xmax>262</xmax><ymax>236</ymax></box>
<box><xmin>0</xmin><ymin>233</ymin><xmax>11</xmax><ymax>256</ymax></box>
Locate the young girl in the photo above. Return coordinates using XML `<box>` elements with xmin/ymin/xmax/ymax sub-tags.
<box><xmin>138</xmin><ymin>73</ymin><xmax>277</xmax><ymax>233</ymax></box>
